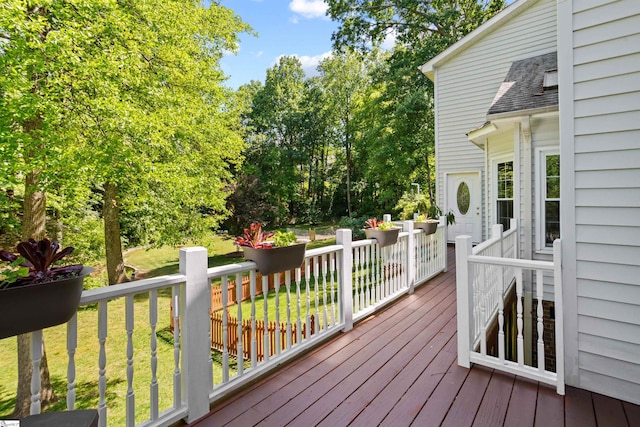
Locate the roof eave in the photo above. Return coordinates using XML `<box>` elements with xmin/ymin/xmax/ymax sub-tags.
<box><xmin>467</xmin><ymin>122</ymin><xmax>498</xmax><ymax>148</ymax></box>
<box><xmin>419</xmin><ymin>0</ymin><xmax>536</xmax><ymax>81</ymax></box>
<box><xmin>486</xmin><ymin>105</ymin><xmax>559</xmax><ymax>121</ymax></box>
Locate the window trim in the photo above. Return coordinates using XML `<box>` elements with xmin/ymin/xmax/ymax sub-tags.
<box><xmin>535</xmin><ymin>147</ymin><xmax>560</xmax><ymax>252</ymax></box>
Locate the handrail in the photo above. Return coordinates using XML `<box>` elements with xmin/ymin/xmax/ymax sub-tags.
<box><xmin>80</xmin><ymin>273</ymin><xmax>186</xmax><ymax>305</ymax></box>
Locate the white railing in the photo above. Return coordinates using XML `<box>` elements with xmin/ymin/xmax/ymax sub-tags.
<box><xmin>455</xmin><ymin>222</ymin><xmax>564</xmax><ymax>395</ymax></box>
<box><xmin>23</xmin><ymin>218</ymin><xmax>447</xmax><ymax>426</ymax></box>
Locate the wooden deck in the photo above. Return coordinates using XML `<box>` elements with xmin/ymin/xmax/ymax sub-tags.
<box><xmin>187</xmin><ymin>246</ymin><xmax>640</xmax><ymax>427</ymax></box>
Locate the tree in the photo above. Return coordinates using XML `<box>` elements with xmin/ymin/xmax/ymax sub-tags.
<box><xmin>327</xmin><ymin>0</ymin><xmax>506</xmax><ymax>213</ymax></box>
<box><xmin>318</xmin><ymin>51</ymin><xmax>371</xmax><ymax>218</ymax></box>
<box><xmin>243</xmin><ymin>56</ymin><xmax>307</xmax><ymax>225</ymax></box>
<box><xmin>0</xmin><ymin>0</ymin><xmax>249</xmax><ymax>414</ymax></box>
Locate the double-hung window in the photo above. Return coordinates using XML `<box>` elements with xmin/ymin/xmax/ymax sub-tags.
<box><xmin>496</xmin><ymin>161</ymin><xmax>514</xmax><ymax>230</ymax></box>
<box><xmin>538</xmin><ymin>150</ymin><xmax>560</xmax><ymax>249</ymax></box>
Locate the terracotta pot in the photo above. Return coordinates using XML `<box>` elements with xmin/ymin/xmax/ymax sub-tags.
<box><xmin>414</xmin><ymin>220</ymin><xmax>438</xmax><ymax>235</ymax></box>
<box><xmin>242</xmin><ymin>243</ymin><xmax>307</xmax><ymax>276</ymax></box>
<box><xmin>0</xmin><ymin>266</ymin><xmax>93</xmax><ymax>340</ymax></box>
<box><xmin>364</xmin><ymin>228</ymin><xmax>400</xmax><ymax>248</ymax></box>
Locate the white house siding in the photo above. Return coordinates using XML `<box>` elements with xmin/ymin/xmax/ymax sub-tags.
<box><xmin>432</xmin><ymin>0</ymin><xmax>556</xmax><ymax>241</ymax></box>
<box><xmin>560</xmin><ymin>0</ymin><xmax>640</xmax><ymax>404</ymax></box>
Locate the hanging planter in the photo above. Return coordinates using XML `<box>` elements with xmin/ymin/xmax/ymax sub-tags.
<box><xmin>236</xmin><ymin>223</ymin><xmax>307</xmax><ymax>276</ymax></box>
<box><xmin>242</xmin><ymin>243</ymin><xmax>307</xmax><ymax>276</ymax></box>
<box><xmin>364</xmin><ymin>218</ymin><xmax>400</xmax><ymax>248</ymax></box>
<box><xmin>0</xmin><ymin>266</ymin><xmax>92</xmax><ymax>340</ymax></box>
<box><xmin>414</xmin><ymin>220</ymin><xmax>439</xmax><ymax>235</ymax></box>
<box><xmin>0</xmin><ymin>239</ymin><xmax>92</xmax><ymax>340</ymax></box>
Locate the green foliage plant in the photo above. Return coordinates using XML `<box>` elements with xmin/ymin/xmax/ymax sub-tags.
<box><xmin>365</xmin><ymin>218</ymin><xmax>394</xmax><ymax>231</ymax></box>
<box><xmin>272</xmin><ymin>231</ymin><xmax>298</xmax><ymax>247</ymax></box>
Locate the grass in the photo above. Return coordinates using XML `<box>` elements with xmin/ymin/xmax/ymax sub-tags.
<box><xmin>0</xmin><ymin>233</ymin><xmax>339</xmax><ymax>424</ymax></box>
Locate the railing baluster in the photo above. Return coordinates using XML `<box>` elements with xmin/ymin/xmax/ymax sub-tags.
<box><xmin>221</xmin><ymin>276</ymin><xmax>229</xmax><ymax>382</ymax></box>
<box><xmin>536</xmin><ymin>270</ymin><xmax>545</xmax><ymax>372</ymax></box>
<box><xmin>126</xmin><ymin>295</ymin><xmax>135</xmax><ymax>427</ymax></box>
<box><xmin>98</xmin><ymin>300</ymin><xmax>108</xmax><ymax>427</ymax></box>
<box><xmin>30</xmin><ymin>330</ymin><xmax>42</xmax><ymax>415</ymax></box>
<box><xmin>322</xmin><ymin>254</ymin><xmax>328</xmax><ymax>331</ymax></box>
<box><xmin>498</xmin><ymin>265</ymin><xmax>506</xmax><ymax>364</ymax></box>
<box><xmin>250</xmin><ymin>271</ymin><xmax>257</xmax><ymax>367</ymax></box>
<box><xmin>236</xmin><ymin>272</ymin><xmax>243</xmax><ymax>376</ymax></box>
<box><xmin>274</xmin><ymin>272</ymin><xmax>281</xmax><ymax>356</ymax></box>
<box><xmin>353</xmin><ymin>247</ymin><xmax>361</xmax><ymax>313</ymax></box>
<box><xmin>305</xmin><ymin>258</ymin><xmax>311</xmax><ymax>337</ymax></box>
<box><xmin>285</xmin><ymin>270</ymin><xmax>292</xmax><ymax>350</ymax></box>
<box><xmin>67</xmin><ymin>314</ymin><xmax>77</xmax><ymax>410</ymax></box>
<box><xmin>296</xmin><ymin>267</ymin><xmax>302</xmax><ymax>344</ymax></box>
<box><xmin>329</xmin><ymin>253</ymin><xmax>336</xmax><ymax>327</ymax></box>
<box><xmin>262</xmin><ymin>273</ymin><xmax>270</xmax><ymax>361</ymax></box>
<box><xmin>149</xmin><ymin>289</ymin><xmax>158</xmax><ymax>420</ymax></box>
<box><xmin>480</xmin><ymin>264</ymin><xmax>487</xmax><ymax>356</ymax></box>
<box><xmin>172</xmin><ymin>288</ymin><xmax>181</xmax><ymax>407</ymax></box>
<box><xmin>516</xmin><ymin>268</ymin><xmax>525</xmax><ymax>367</ymax></box>
<box><xmin>313</xmin><ymin>255</ymin><xmax>320</xmax><ymax>333</ymax></box>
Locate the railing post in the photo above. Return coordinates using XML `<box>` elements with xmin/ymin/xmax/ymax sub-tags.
<box><xmin>336</xmin><ymin>229</ymin><xmax>353</xmax><ymax>332</ymax></box>
<box><xmin>553</xmin><ymin>239</ymin><xmax>565</xmax><ymax>395</ymax></box>
<box><xmin>455</xmin><ymin>235</ymin><xmax>473</xmax><ymax>368</ymax></box>
<box><xmin>440</xmin><ymin>216</ymin><xmax>448</xmax><ymax>272</ymax></box>
<box><xmin>383</xmin><ymin>213</ymin><xmax>392</xmax><ymax>223</ymax></box>
<box><xmin>179</xmin><ymin>247</ymin><xmax>212</xmax><ymax>423</ymax></box>
<box><xmin>492</xmin><ymin>224</ymin><xmax>504</xmax><ymax>257</ymax></box>
<box><xmin>403</xmin><ymin>221</ymin><xmax>416</xmax><ymax>294</ymax></box>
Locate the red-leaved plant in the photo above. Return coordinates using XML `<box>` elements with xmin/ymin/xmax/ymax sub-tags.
<box><xmin>0</xmin><ymin>238</ymin><xmax>83</xmax><ymax>288</ymax></box>
<box><xmin>235</xmin><ymin>223</ymin><xmax>275</xmax><ymax>249</ymax></box>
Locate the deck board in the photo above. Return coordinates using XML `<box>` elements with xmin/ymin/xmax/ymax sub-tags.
<box><xmin>187</xmin><ymin>246</ymin><xmax>640</xmax><ymax>427</ymax></box>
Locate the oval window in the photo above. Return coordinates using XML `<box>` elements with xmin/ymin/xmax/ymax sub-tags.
<box><xmin>457</xmin><ymin>182</ymin><xmax>470</xmax><ymax>215</ymax></box>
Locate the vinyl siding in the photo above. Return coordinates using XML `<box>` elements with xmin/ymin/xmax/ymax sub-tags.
<box><xmin>570</xmin><ymin>0</ymin><xmax>640</xmax><ymax>404</ymax></box>
<box><xmin>433</xmin><ymin>0</ymin><xmax>557</xmax><ymax>241</ymax></box>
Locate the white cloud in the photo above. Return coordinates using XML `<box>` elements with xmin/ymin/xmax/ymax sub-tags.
<box><xmin>381</xmin><ymin>29</ymin><xmax>397</xmax><ymax>50</ymax></box>
<box><xmin>289</xmin><ymin>0</ymin><xmax>328</xmax><ymax>19</ymax></box>
<box><xmin>274</xmin><ymin>51</ymin><xmax>333</xmax><ymax>77</ymax></box>
<box><xmin>297</xmin><ymin>51</ymin><xmax>333</xmax><ymax>76</ymax></box>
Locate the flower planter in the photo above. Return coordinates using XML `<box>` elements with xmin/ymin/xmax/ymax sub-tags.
<box><xmin>365</xmin><ymin>228</ymin><xmax>400</xmax><ymax>248</ymax></box>
<box><xmin>414</xmin><ymin>220</ymin><xmax>439</xmax><ymax>235</ymax></box>
<box><xmin>0</xmin><ymin>266</ymin><xmax>93</xmax><ymax>340</ymax></box>
<box><xmin>242</xmin><ymin>243</ymin><xmax>307</xmax><ymax>276</ymax></box>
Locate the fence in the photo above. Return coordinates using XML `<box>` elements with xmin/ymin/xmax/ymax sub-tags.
<box><xmin>211</xmin><ymin>312</ymin><xmax>315</xmax><ymax>360</ymax></box>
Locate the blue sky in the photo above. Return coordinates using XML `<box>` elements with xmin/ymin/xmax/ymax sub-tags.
<box><xmin>218</xmin><ymin>0</ymin><xmax>338</xmax><ymax>89</ymax></box>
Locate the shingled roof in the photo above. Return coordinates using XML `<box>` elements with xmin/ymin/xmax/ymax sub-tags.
<box><xmin>487</xmin><ymin>52</ymin><xmax>558</xmax><ymax>116</ymax></box>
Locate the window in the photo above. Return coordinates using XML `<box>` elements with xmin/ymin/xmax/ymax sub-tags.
<box><xmin>540</xmin><ymin>152</ymin><xmax>560</xmax><ymax>248</ymax></box>
<box><xmin>496</xmin><ymin>161</ymin><xmax>514</xmax><ymax>230</ymax></box>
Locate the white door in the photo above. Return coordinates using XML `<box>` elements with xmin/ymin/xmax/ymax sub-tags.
<box><xmin>447</xmin><ymin>173</ymin><xmax>482</xmax><ymax>243</ymax></box>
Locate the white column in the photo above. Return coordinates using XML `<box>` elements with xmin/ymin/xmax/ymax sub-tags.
<box><xmin>554</xmin><ymin>239</ymin><xmax>565</xmax><ymax>395</ymax></box>
<box><xmin>336</xmin><ymin>229</ymin><xmax>353</xmax><ymax>331</ymax></box>
<box><xmin>455</xmin><ymin>235</ymin><xmax>474</xmax><ymax>368</ymax></box>
<box><xmin>179</xmin><ymin>247</ymin><xmax>212</xmax><ymax>423</ymax></box>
